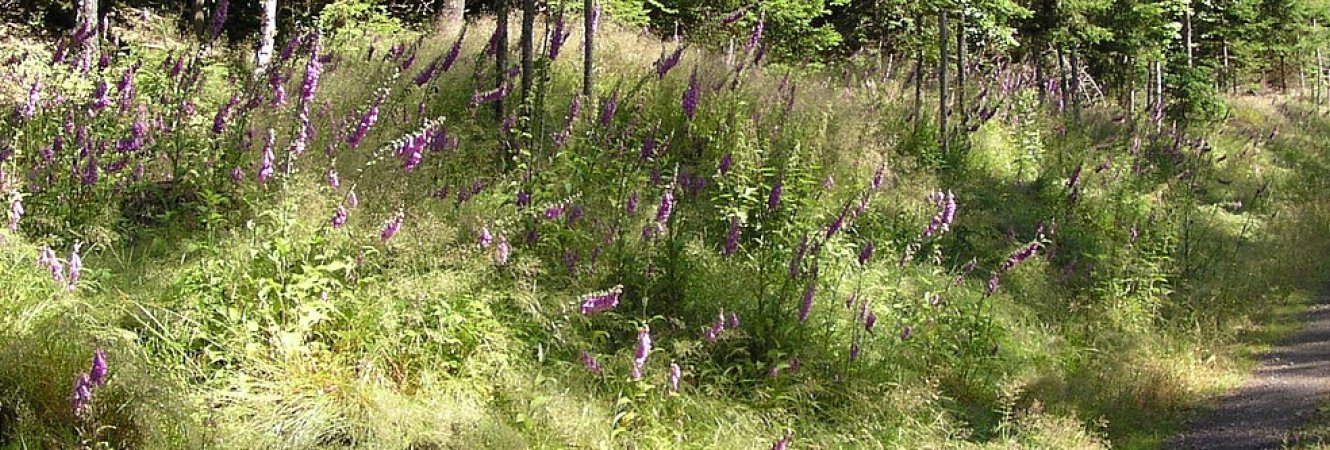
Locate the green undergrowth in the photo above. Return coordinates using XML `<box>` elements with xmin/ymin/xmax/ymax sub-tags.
<box><xmin>4</xmin><ymin>10</ymin><xmax>1330</xmax><ymax>449</ymax></box>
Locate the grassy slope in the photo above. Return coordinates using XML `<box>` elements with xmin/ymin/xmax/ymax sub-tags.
<box><xmin>3</xmin><ymin>10</ymin><xmax>1330</xmax><ymax>450</ymax></box>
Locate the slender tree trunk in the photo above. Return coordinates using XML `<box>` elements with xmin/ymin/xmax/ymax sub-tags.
<box><xmin>583</xmin><ymin>0</ymin><xmax>594</xmax><ymax>96</ymax></box>
<box><xmin>1055</xmin><ymin>45</ymin><xmax>1068</xmax><ymax>113</ymax></box>
<box><xmin>1281</xmin><ymin>54</ymin><xmax>1288</xmax><ymax>93</ymax></box>
<box><xmin>192</xmin><ymin>0</ymin><xmax>207</xmax><ymax>38</ymax></box>
<box><xmin>442</xmin><ymin>0</ymin><xmax>465</xmax><ymax>26</ymax></box>
<box><xmin>938</xmin><ymin>10</ymin><xmax>949</xmax><ymax>154</ymax></box>
<box><xmin>1184</xmin><ymin>7</ymin><xmax>1194</xmax><ymax>68</ymax></box>
<box><xmin>519</xmin><ymin>0</ymin><xmax>535</xmax><ymax>102</ymax></box>
<box><xmin>956</xmin><ymin>10</ymin><xmax>967</xmax><ymax>130</ymax></box>
<box><xmin>913</xmin><ymin>47</ymin><xmax>923</xmax><ymax>128</ymax></box>
<box><xmin>255</xmin><ymin>0</ymin><xmax>276</xmax><ymax>74</ymax></box>
<box><xmin>1035</xmin><ymin>48</ymin><xmax>1047</xmax><ymax>105</ymax></box>
<box><xmin>1222</xmin><ymin>40</ymin><xmax>1232</xmax><ymax>94</ymax></box>
<box><xmin>1317</xmin><ymin>46</ymin><xmax>1325</xmax><ymax>105</ymax></box>
<box><xmin>495</xmin><ymin>0</ymin><xmax>509</xmax><ymax>117</ymax></box>
<box><xmin>1155</xmin><ymin>59</ymin><xmax>1164</xmax><ymax>107</ymax></box>
<box><xmin>76</xmin><ymin>0</ymin><xmax>99</xmax><ymax>69</ymax></box>
<box><xmin>1070</xmin><ymin>46</ymin><xmax>1082</xmax><ymax>123</ymax></box>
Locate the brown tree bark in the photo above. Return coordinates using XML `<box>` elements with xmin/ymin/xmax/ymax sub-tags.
<box><xmin>495</xmin><ymin>0</ymin><xmax>509</xmax><ymax>117</ymax></box>
<box><xmin>938</xmin><ymin>10</ymin><xmax>949</xmax><ymax>155</ymax></box>
<box><xmin>583</xmin><ymin>0</ymin><xmax>594</xmax><ymax>97</ymax></box>
<box><xmin>519</xmin><ymin>0</ymin><xmax>535</xmax><ymax>102</ymax></box>
<box><xmin>76</xmin><ymin>0</ymin><xmax>99</xmax><ymax>69</ymax></box>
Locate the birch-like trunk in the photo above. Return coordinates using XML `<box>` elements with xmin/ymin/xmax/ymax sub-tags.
<box><xmin>255</xmin><ymin>0</ymin><xmax>277</xmax><ymax>74</ymax></box>
<box><xmin>76</xmin><ymin>0</ymin><xmax>99</xmax><ymax>69</ymax></box>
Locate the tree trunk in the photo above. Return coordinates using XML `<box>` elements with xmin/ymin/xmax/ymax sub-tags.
<box><xmin>1184</xmin><ymin>7</ymin><xmax>1194</xmax><ymax>68</ymax></box>
<box><xmin>1070</xmin><ymin>46</ymin><xmax>1081</xmax><ymax>123</ymax></box>
<box><xmin>913</xmin><ymin>47</ymin><xmax>923</xmax><ymax>129</ymax></box>
<box><xmin>583</xmin><ymin>0</ymin><xmax>594</xmax><ymax>97</ymax></box>
<box><xmin>255</xmin><ymin>0</ymin><xmax>276</xmax><ymax>74</ymax></box>
<box><xmin>76</xmin><ymin>0</ymin><xmax>99</xmax><ymax>69</ymax></box>
<box><xmin>1222</xmin><ymin>40</ymin><xmax>1232</xmax><ymax>94</ymax></box>
<box><xmin>1035</xmin><ymin>48</ymin><xmax>1047</xmax><ymax>105</ymax></box>
<box><xmin>519</xmin><ymin>0</ymin><xmax>534</xmax><ymax>102</ymax></box>
<box><xmin>911</xmin><ymin>13</ymin><xmax>923</xmax><ymax>129</ymax></box>
<box><xmin>495</xmin><ymin>0</ymin><xmax>509</xmax><ymax>117</ymax></box>
<box><xmin>956</xmin><ymin>10</ymin><xmax>967</xmax><ymax>130</ymax></box>
<box><xmin>1281</xmin><ymin>54</ymin><xmax>1288</xmax><ymax>93</ymax></box>
<box><xmin>192</xmin><ymin>0</ymin><xmax>207</xmax><ymax>39</ymax></box>
<box><xmin>1317</xmin><ymin>46</ymin><xmax>1325</xmax><ymax>105</ymax></box>
<box><xmin>442</xmin><ymin>0</ymin><xmax>465</xmax><ymax>26</ymax></box>
<box><xmin>938</xmin><ymin>10</ymin><xmax>949</xmax><ymax>155</ymax></box>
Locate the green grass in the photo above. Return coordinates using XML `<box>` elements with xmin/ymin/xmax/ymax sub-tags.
<box><xmin>4</xmin><ymin>7</ymin><xmax>1330</xmax><ymax>449</ymax></box>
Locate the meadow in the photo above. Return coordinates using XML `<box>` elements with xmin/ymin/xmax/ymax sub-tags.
<box><xmin>3</xmin><ymin>3</ymin><xmax>1330</xmax><ymax>448</ymax></box>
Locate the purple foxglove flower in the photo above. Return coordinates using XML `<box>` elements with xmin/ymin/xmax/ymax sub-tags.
<box><xmin>721</xmin><ymin>9</ymin><xmax>747</xmax><ymax>26</ymax></box>
<box><xmin>655</xmin><ymin>188</ymin><xmax>675</xmax><ymax>224</ymax></box>
<box><xmin>331</xmin><ymin>205</ymin><xmax>348</xmax><ymax>229</ymax></box>
<box><xmin>516</xmin><ymin>191</ymin><xmax>531</xmax><ymax>208</ymax></box>
<box><xmin>346</xmin><ymin>97</ymin><xmax>382</xmax><ymax>149</ymax></box>
<box><xmin>567</xmin><ymin>205</ymin><xmax>584</xmax><ymax>227</ymax></box>
<box><xmin>942</xmin><ymin>191</ymin><xmax>956</xmax><ymax>229</ymax></box>
<box><xmin>900</xmin><ymin>325</ymin><xmax>913</xmax><ymax>341</ymax></box>
<box><xmin>798</xmin><ymin>281</ymin><xmax>816</xmax><ymax>323</ymax></box>
<box><xmin>71</xmin><ymin>373</ymin><xmax>93</xmax><ymax>416</ymax></box>
<box><xmin>469</xmin><ymin>83</ymin><xmax>510</xmax><ymax>107</ymax></box>
<box><xmin>278</xmin><ymin>33</ymin><xmax>306</xmax><ymax>63</ymax></box>
<box><xmin>626</xmin><ymin>192</ymin><xmax>639</xmax><ymax>213</ymax></box>
<box><xmin>269</xmin><ymin>71</ymin><xmax>287</xmax><ymax>107</ymax></box>
<box><xmin>327</xmin><ymin>168</ymin><xmax>340</xmax><ymax>188</ymax></box>
<box><xmin>849</xmin><ymin>342</ymin><xmax>860</xmax><ymax>361</ymax></box>
<box><xmin>632</xmin><ymin>326</ymin><xmax>652</xmax><ymax>380</ymax></box>
<box><xmin>548</xmin><ymin>15</ymin><xmax>570</xmax><ymax>60</ymax></box>
<box><xmin>768</xmin><ymin>366</ymin><xmax>781</xmax><ymax>378</ymax></box>
<box><xmin>768</xmin><ymin>180</ymin><xmax>782</xmax><ymax>211</ymax></box>
<box><xmin>67</xmin><ymin>243</ymin><xmax>82</xmax><ymax>291</ymax></box>
<box><xmin>723</xmin><ymin>217</ymin><xmax>740</xmax><ymax>256</ymax></box>
<box><xmin>600</xmin><ymin>90</ymin><xmax>619</xmax><ymax>125</ymax></box>
<box><xmin>668</xmin><ymin>362</ymin><xmax>681</xmax><ymax>392</ymax></box>
<box><xmin>380</xmin><ymin>210</ymin><xmax>403</xmax><ymax>241</ymax></box>
<box><xmin>7</xmin><ymin>196</ymin><xmax>22</xmax><ymax>233</ymax></box>
<box><xmin>89</xmin><ymin>81</ymin><xmax>110</xmax><ymax>116</ymax></box>
<box><xmin>640</xmin><ymin>133</ymin><xmax>657</xmax><ymax>161</ymax></box>
<box><xmin>745</xmin><ymin>16</ymin><xmax>764</xmax><ymax>52</ymax></box>
<box><xmin>38</xmin><ymin>246</ymin><xmax>55</xmax><ymax>268</ymax></box>
<box><xmin>210</xmin><ymin>0</ymin><xmax>229</xmax><ymax>40</ymax></box>
<box><xmin>579</xmin><ymin>351</ymin><xmax>602</xmax><ymax>375</ymax></box>
<box><xmin>1000</xmin><ymin>242</ymin><xmax>1041</xmax><ymax>272</ymax></box>
<box><xmin>399</xmin><ymin>51</ymin><xmax>417</xmax><ymax>71</ymax></box>
<box><xmin>705</xmin><ymin>313</ymin><xmax>725</xmax><ymax>342</ymax></box>
<box><xmin>89</xmin><ymin>349</ymin><xmax>107</xmax><ymax>385</ymax></box>
<box><xmin>257</xmin><ymin>129</ymin><xmax>275</xmax><ymax>183</ymax></box>
<box><xmin>495</xmin><ymin>235</ymin><xmax>510</xmax><ymax>265</ymax></box>
<box><xmin>789</xmin><ymin>236</ymin><xmax>807</xmax><ymax>278</ymax></box>
<box><xmin>403</xmin><ymin>140</ymin><xmax>424</xmax><ymax>172</ymax></box>
<box><xmin>579</xmin><ymin>285</ymin><xmax>623</xmax><ymax>315</ymax></box>
<box><xmin>826</xmin><ymin>208</ymin><xmax>847</xmax><ymax>239</ymax></box>
<box><xmin>956</xmin><ymin>258</ymin><xmax>977</xmax><ymax>285</ymax></box>
<box><xmin>17</xmin><ymin>77</ymin><xmax>41</xmax><ymax>121</ymax></box>
<box><xmin>858</xmin><ymin>240</ymin><xmax>874</xmax><ymax>266</ymax></box>
<box><xmin>50</xmin><ymin>257</ymin><xmax>66</xmax><ymax>284</ymax></box>
<box><xmin>544</xmin><ymin>205</ymin><xmax>564</xmax><ymax>220</ymax></box>
<box><xmin>212</xmin><ymin>93</ymin><xmax>240</xmax><ymax>134</ymax></box>
<box><xmin>300</xmin><ymin>42</ymin><xmax>323</xmax><ymax>104</ymax></box>
<box><xmin>230</xmin><ymin>166</ymin><xmax>244</xmax><ymax>184</ymax></box>
<box><xmin>655</xmin><ymin>45</ymin><xmax>685</xmax><ymax>79</ymax></box>
<box><xmin>479</xmin><ymin>226</ymin><xmax>493</xmax><ymax>249</ymax></box>
<box><xmin>441</xmin><ymin>27</ymin><xmax>466</xmax><ymax>73</ymax></box>
<box><xmin>728</xmin><ymin>312</ymin><xmax>740</xmax><ymax>329</ymax></box>
<box><xmin>718</xmin><ymin>153</ymin><xmax>732</xmax><ymax>175</ymax></box>
<box><xmin>682</xmin><ymin>69</ymin><xmax>700</xmax><ymax>120</ymax></box>
<box><xmin>563</xmin><ymin>250</ymin><xmax>579</xmax><ymax>275</ymax></box>
<box><xmin>986</xmin><ymin>274</ymin><xmax>1001</xmax><ymax>296</ymax></box>
<box><xmin>864</xmin><ymin>310</ymin><xmax>877</xmax><ymax>332</ymax></box>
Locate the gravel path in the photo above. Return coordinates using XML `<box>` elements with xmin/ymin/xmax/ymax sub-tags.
<box><xmin>1170</xmin><ymin>302</ymin><xmax>1330</xmax><ymax>449</ymax></box>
